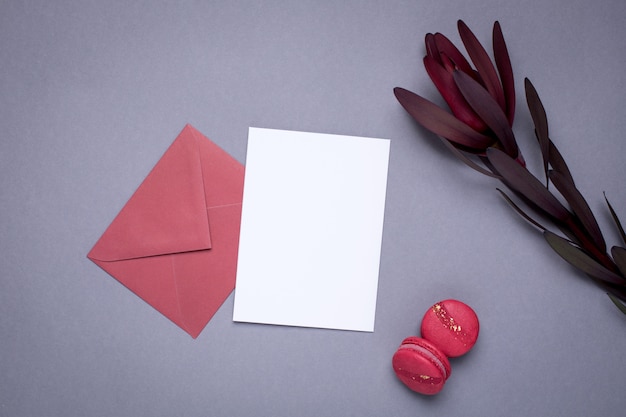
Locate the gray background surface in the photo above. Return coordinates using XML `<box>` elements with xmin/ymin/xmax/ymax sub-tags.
<box><xmin>2</xmin><ymin>1</ymin><xmax>626</xmax><ymax>416</ymax></box>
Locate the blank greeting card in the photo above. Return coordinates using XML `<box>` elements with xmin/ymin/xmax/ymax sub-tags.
<box><xmin>233</xmin><ymin>127</ymin><xmax>390</xmax><ymax>332</ymax></box>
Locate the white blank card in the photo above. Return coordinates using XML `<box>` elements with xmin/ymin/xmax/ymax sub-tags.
<box><xmin>233</xmin><ymin>127</ymin><xmax>390</xmax><ymax>332</ymax></box>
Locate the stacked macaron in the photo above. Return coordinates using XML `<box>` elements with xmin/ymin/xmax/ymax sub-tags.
<box><xmin>392</xmin><ymin>299</ymin><xmax>479</xmax><ymax>395</ymax></box>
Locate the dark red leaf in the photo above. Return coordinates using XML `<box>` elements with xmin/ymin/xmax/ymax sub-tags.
<box><xmin>525</xmin><ymin>78</ymin><xmax>550</xmax><ymax>182</ymax></box>
<box><xmin>607</xmin><ymin>293</ymin><xmax>626</xmax><ymax>314</ymax></box>
<box><xmin>547</xmin><ymin>139</ymin><xmax>575</xmax><ymax>186</ymax></box>
<box><xmin>487</xmin><ymin>148</ymin><xmax>570</xmax><ymax>221</ymax></box>
<box><xmin>436</xmin><ymin>136</ymin><xmax>500</xmax><ymax>178</ymax></box>
<box><xmin>549</xmin><ymin>170</ymin><xmax>606</xmax><ymax>252</ymax></box>
<box><xmin>611</xmin><ymin>246</ymin><xmax>626</xmax><ymax>278</ymax></box>
<box><xmin>394</xmin><ymin>87</ymin><xmax>493</xmax><ymax>150</ymax></box>
<box><xmin>423</xmin><ymin>55</ymin><xmax>487</xmax><ymax>132</ymax></box>
<box><xmin>425</xmin><ymin>33</ymin><xmax>439</xmax><ymax>63</ymax></box>
<box><xmin>454</xmin><ymin>71</ymin><xmax>518</xmax><ymax>158</ymax></box>
<box><xmin>605</xmin><ymin>192</ymin><xmax>626</xmax><ymax>245</ymax></box>
<box><xmin>496</xmin><ymin>188</ymin><xmax>547</xmax><ymax>231</ymax></box>
<box><xmin>457</xmin><ymin>20</ymin><xmax>506</xmax><ymax>112</ymax></box>
<box><xmin>432</xmin><ymin>32</ymin><xmax>476</xmax><ymax>79</ymax></box>
<box><xmin>544</xmin><ymin>231</ymin><xmax>625</xmax><ymax>285</ymax></box>
<box><xmin>605</xmin><ymin>285</ymin><xmax>626</xmax><ymax>302</ymax></box>
<box><xmin>492</xmin><ymin>21</ymin><xmax>515</xmax><ymax>125</ymax></box>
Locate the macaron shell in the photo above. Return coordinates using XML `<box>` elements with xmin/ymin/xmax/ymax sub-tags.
<box><xmin>392</xmin><ymin>337</ymin><xmax>451</xmax><ymax>395</ymax></box>
<box><xmin>401</xmin><ymin>336</ymin><xmax>452</xmax><ymax>378</ymax></box>
<box><xmin>421</xmin><ymin>299</ymin><xmax>479</xmax><ymax>358</ymax></box>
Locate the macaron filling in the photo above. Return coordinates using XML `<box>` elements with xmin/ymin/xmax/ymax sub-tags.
<box><xmin>393</xmin><ymin>300</ymin><xmax>479</xmax><ymax>395</ymax></box>
<box><xmin>400</xmin><ymin>342</ymin><xmax>448</xmax><ymax>380</ymax></box>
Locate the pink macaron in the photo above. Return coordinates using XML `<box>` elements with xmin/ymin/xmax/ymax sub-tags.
<box><xmin>420</xmin><ymin>299</ymin><xmax>479</xmax><ymax>358</ymax></box>
<box><xmin>392</xmin><ymin>336</ymin><xmax>451</xmax><ymax>395</ymax></box>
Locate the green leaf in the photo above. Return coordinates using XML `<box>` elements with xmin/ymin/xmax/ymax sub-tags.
<box><xmin>487</xmin><ymin>148</ymin><xmax>570</xmax><ymax>221</ymax></box>
<box><xmin>549</xmin><ymin>170</ymin><xmax>606</xmax><ymax>252</ymax></box>
<box><xmin>544</xmin><ymin>231</ymin><xmax>624</xmax><ymax>285</ymax></box>
<box><xmin>605</xmin><ymin>192</ymin><xmax>626</xmax><ymax>245</ymax></box>
<box><xmin>608</xmin><ymin>293</ymin><xmax>626</xmax><ymax>315</ymax></box>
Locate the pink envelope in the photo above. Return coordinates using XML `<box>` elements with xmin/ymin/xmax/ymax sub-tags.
<box><xmin>87</xmin><ymin>125</ymin><xmax>244</xmax><ymax>338</ymax></box>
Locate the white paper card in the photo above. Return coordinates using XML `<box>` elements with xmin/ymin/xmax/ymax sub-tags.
<box><xmin>233</xmin><ymin>127</ymin><xmax>390</xmax><ymax>332</ymax></box>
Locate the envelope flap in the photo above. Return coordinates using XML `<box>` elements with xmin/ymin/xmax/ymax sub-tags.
<box><xmin>190</xmin><ymin>125</ymin><xmax>245</xmax><ymax>208</ymax></box>
<box><xmin>88</xmin><ymin>126</ymin><xmax>211</xmax><ymax>262</ymax></box>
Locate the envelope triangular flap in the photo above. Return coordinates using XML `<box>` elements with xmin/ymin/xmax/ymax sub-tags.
<box><xmin>188</xmin><ymin>125</ymin><xmax>244</xmax><ymax>208</ymax></box>
<box><xmin>88</xmin><ymin>126</ymin><xmax>212</xmax><ymax>262</ymax></box>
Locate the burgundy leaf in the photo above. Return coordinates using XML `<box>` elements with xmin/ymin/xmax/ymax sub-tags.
<box><xmin>457</xmin><ymin>20</ymin><xmax>506</xmax><ymax>111</ymax></box>
<box><xmin>605</xmin><ymin>285</ymin><xmax>626</xmax><ymax>303</ymax></box>
<box><xmin>425</xmin><ymin>33</ymin><xmax>439</xmax><ymax>62</ymax></box>
<box><xmin>544</xmin><ymin>231</ymin><xmax>625</xmax><ymax>285</ymax></box>
<box><xmin>601</xmin><ymin>279</ymin><xmax>626</xmax><ymax>303</ymax></box>
<box><xmin>496</xmin><ymin>188</ymin><xmax>548</xmax><ymax>231</ymax></box>
<box><xmin>525</xmin><ymin>78</ymin><xmax>550</xmax><ymax>182</ymax></box>
<box><xmin>607</xmin><ymin>293</ymin><xmax>626</xmax><ymax>314</ymax></box>
<box><xmin>611</xmin><ymin>246</ymin><xmax>626</xmax><ymax>278</ymax></box>
<box><xmin>492</xmin><ymin>21</ymin><xmax>515</xmax><ymax>125</ymax></box>
<box><xmin>605</xmin><ymin>192</ymin><xmax>626</xmax><ymax>245</ymax></box>
<box><xmin>432</xmin><ymin>32</ymin><xmax>476</xmax><ymax>79</ymax></box>
<box><xmin>394</xmin><ymin>87</ymin><xmax>493</xmax><ymax>150</ymax></box>
<box><xmin>424</xmin><ymin>55</ymin><xmax>487</xmax><ymax>132</ymax></box>
<box><xmin>437</xmin><ymin>136</ymin><xmax>500</xmax><ymax>178</ymax></box>
<box><xmin>487</xmin><ymin>148</ymin><xmax>570</xmax><ymax>221</ymax></box>
<box><xmin>454</xmin><ymin>71</ymin><xmax>518</xmax><ymax>157</ymax></box>
<box><xmin>549</xmin><ymin>170</ymin><xmax>606</xmax><ymax>252</ymax></box>
<box><xmin>547</xmin><ymin>139</ymin><xmax>575</xmax><ymax>186</ymax></box>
